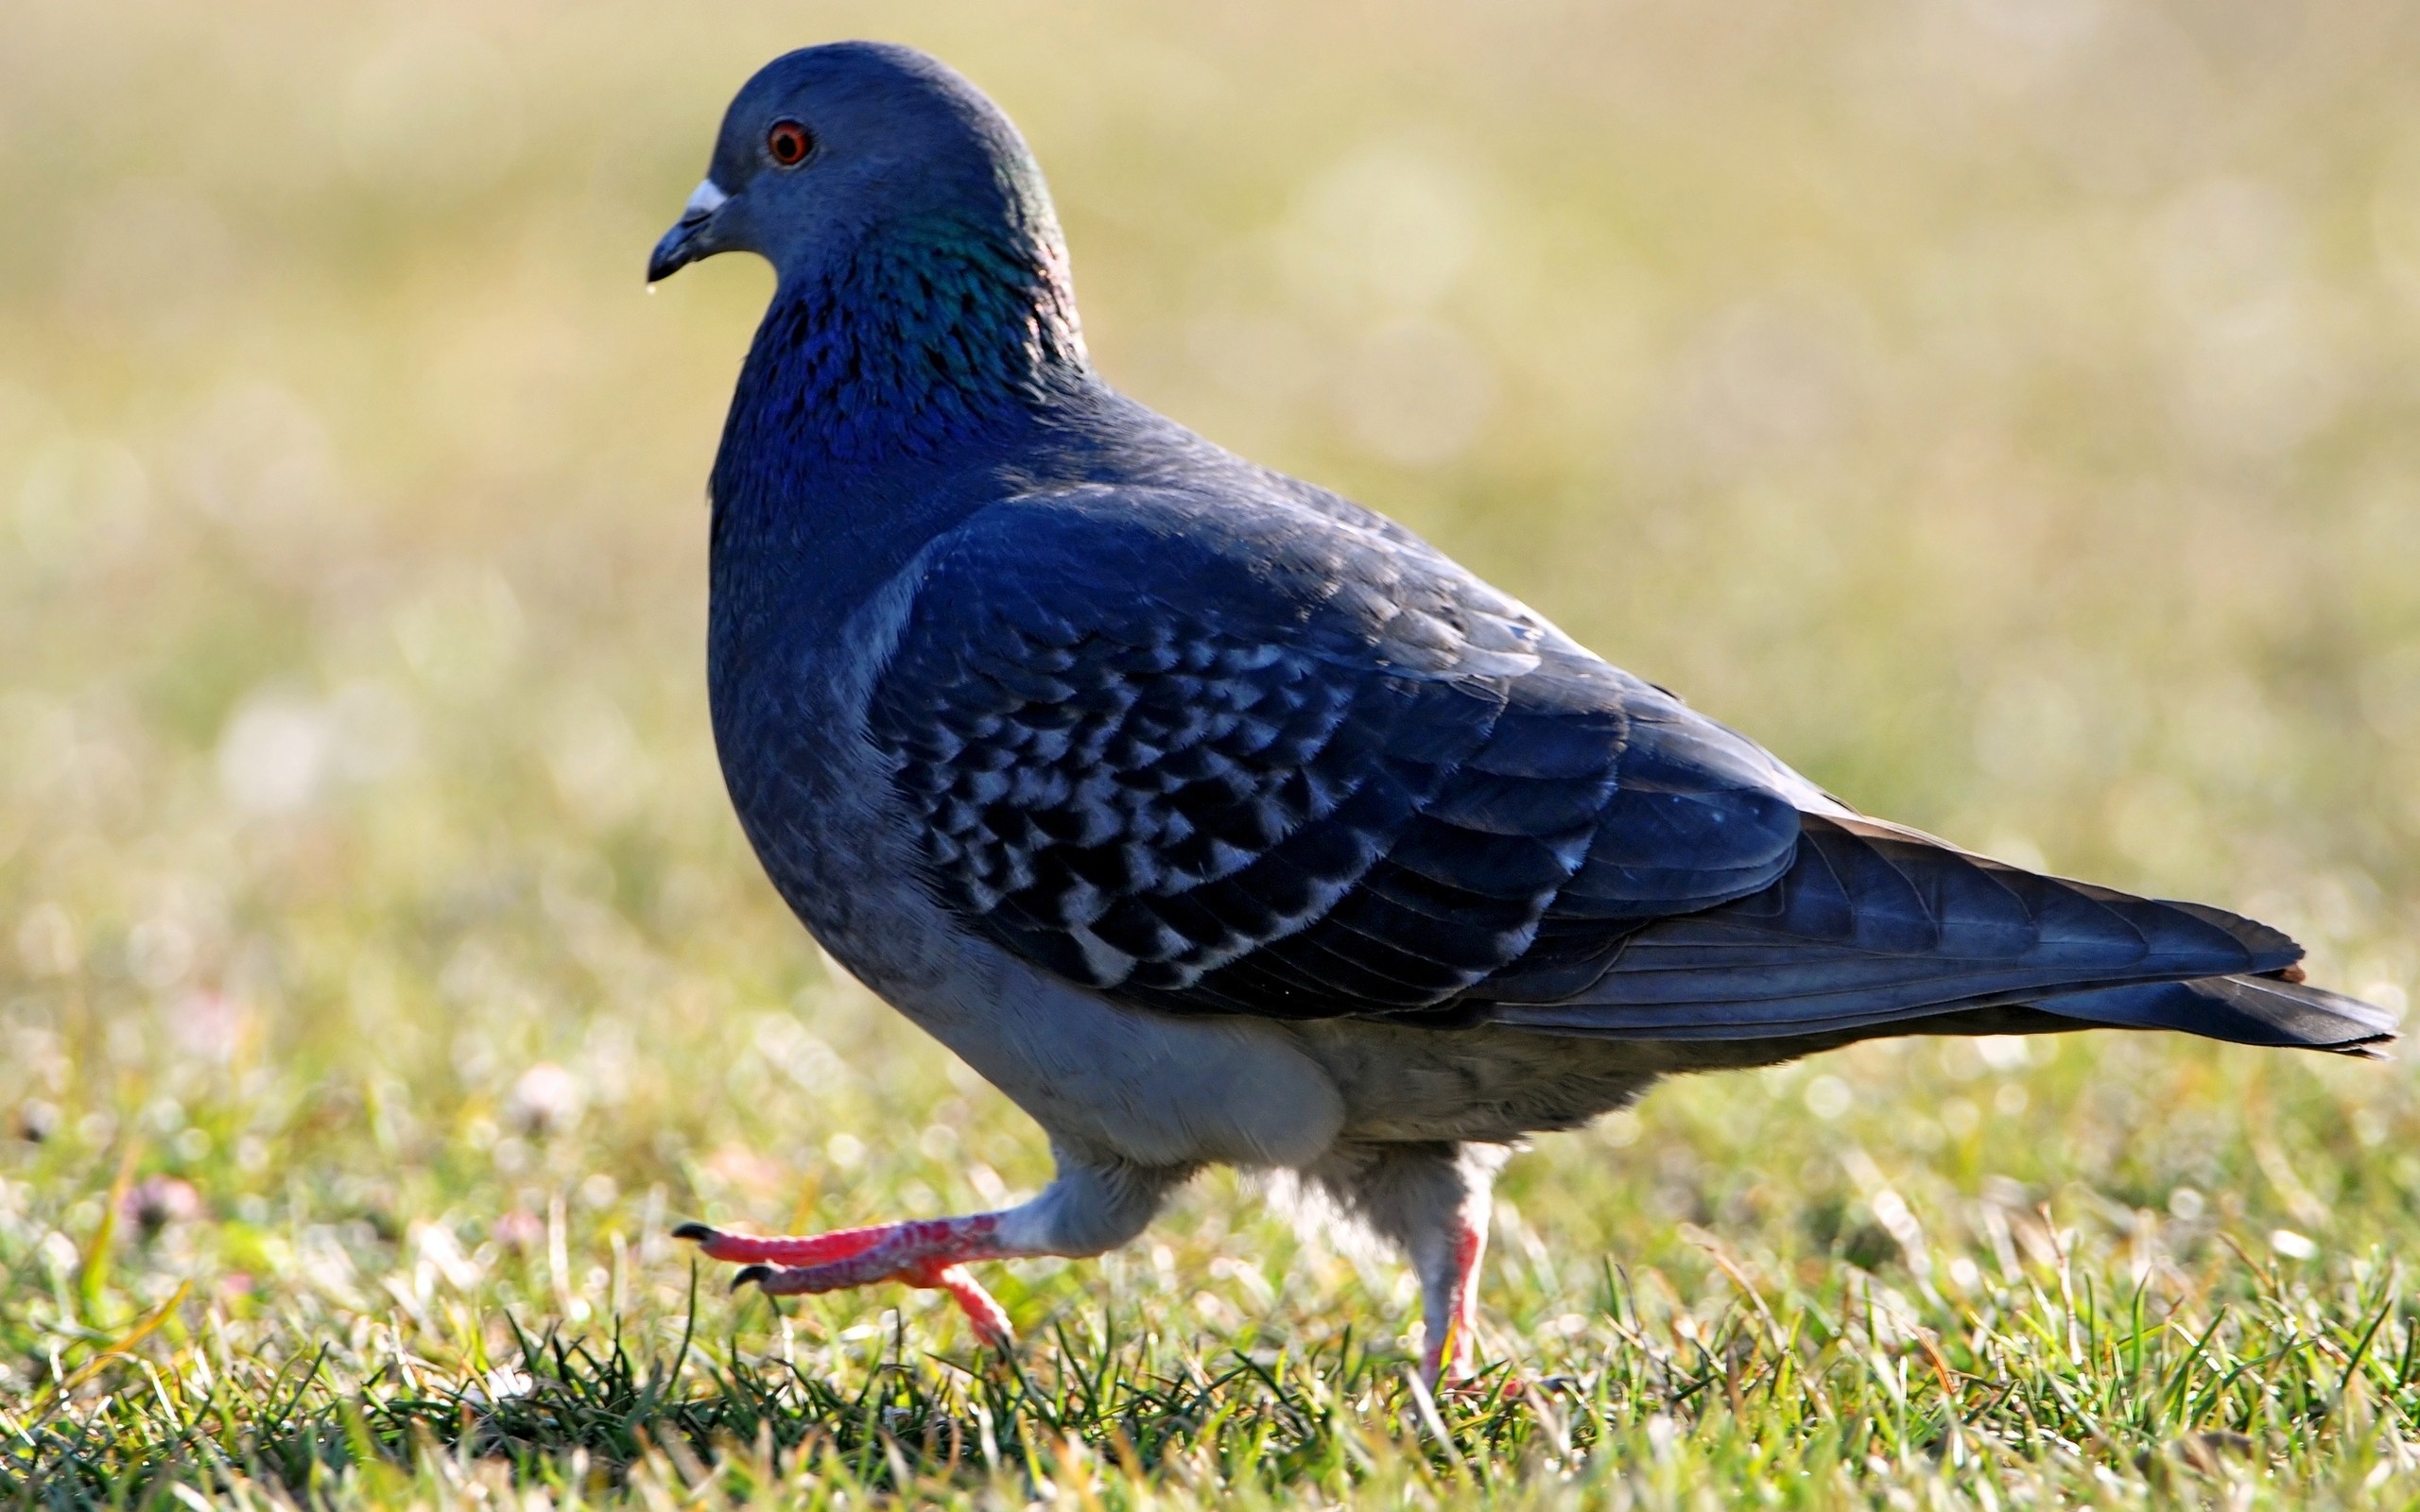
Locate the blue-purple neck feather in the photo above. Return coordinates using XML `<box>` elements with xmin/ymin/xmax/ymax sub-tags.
<box><xmin>706</xmin><ymin>209</ymin><xmax>1097</xmax><ymax>642</ymax></box>
<box><xmin>717</xmin><ymin>215</ymin><xmax>1084</xmax><ymax>486</ymax></box>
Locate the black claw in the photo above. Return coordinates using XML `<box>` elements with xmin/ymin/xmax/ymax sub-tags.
<box><xmin>733</xmin><ymin>1264</ymin><xmax>772</xmax><ymax>1292</ymax></box>
<box><xmin>671</xmin><ymin>1222</ymin><xmax>717</xmax><ymax>1243</ymax></box>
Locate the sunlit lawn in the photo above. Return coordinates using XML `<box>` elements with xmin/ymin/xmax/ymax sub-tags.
<box><xmin>5</xmin><ymin>2</ymin><xmax>2419</xmax><ymax>1505</ymax></box>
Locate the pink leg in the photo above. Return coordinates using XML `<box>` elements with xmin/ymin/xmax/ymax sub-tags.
<box><xmin>1421</xmin><ymin>1212</ymin><xmax>1488</xmax><ymax>1386</ymax></box>
<box><xmin>916</xmin><ymin>1263</ymin><xmax>1013</xmax><ymax>1348</ymax></box>
<box><xmin>674</xmin><ymin>1213</ymin><xmax>1020</xmax><ymax>1349</ymax></box>
<box><xmin>673</xmin><ymin>1160</ymin><xmax>1188</xmax><ymax>1355</ymax></box>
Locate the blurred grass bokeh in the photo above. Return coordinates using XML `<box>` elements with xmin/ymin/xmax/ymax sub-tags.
<box><xmin>5</xmin><ymin>1</ymin><xmax>2420</xmax><ymax>1504</ymax></box>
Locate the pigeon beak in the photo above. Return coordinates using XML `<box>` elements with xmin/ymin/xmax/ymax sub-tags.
<box><xmin>648</xmin><ymin>179</ymin><xmax>731</xmax><ymax>284</ymax></box>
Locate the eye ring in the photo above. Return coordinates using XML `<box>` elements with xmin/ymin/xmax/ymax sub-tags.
<box><xmin>765</xmin><ymin>119</ymin><xmax>815</xmax><ymax>168</ymax></box>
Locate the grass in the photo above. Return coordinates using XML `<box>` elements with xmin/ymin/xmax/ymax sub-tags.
<box><xmin>15</xmin><ymin>1098</ymin><xmax>2420</xmax><ymax>1509</ymax></box>
<box><xmin>5</xmin><ymin>0</ymin><xmax>2420</xmax><ymax>1505</ymax></box>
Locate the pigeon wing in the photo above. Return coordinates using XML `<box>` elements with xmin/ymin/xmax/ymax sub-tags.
<box><xmin>864</xmin><ymin>485</ymin><xmax>1808</xmax><ymax>1022</ymax></box>
<box><xmin>864</xmin><ymin>484</ymin><xmax>2388</xmax><ymax>1054</ymax></box>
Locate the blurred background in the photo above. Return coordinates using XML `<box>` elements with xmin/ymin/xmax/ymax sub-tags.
<box><xmin>2</xmin><ymin>0</ymin><xmax>2417</xmax><ymax>1389</ymax></box>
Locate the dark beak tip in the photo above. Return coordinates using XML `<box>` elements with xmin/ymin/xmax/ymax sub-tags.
<box><xmin>647</xmin><ymin>225</ymin><xmax>700</xmax><ymax>285</ymax></box>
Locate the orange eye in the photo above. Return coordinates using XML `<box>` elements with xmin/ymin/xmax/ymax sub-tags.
<box><xmin>766</xmin><ymin>119</ymin><xmax>814</xmax><ymax>167</ymax></box>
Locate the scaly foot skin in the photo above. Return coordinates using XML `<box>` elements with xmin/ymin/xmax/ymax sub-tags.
<box><xmin>673</xmin><ymin>1214</ymin><xmax>1018</xmax><ymax>1350</ymax></box>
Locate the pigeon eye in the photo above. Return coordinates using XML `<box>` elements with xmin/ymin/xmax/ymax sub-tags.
<box><xmin>765</xmin><ymin>120</ymin><xmax>815</xmax><ymax>167</ymax></box>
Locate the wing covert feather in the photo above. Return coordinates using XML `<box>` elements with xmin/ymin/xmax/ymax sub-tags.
<box><xmin>865</xmin><ymin>489</ymin><xmax>1805</xmax><ymax>1021</ymax></box>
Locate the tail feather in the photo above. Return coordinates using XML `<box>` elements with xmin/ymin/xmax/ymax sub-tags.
<box><xmin>1486</xmin><ymin>816</ymin><xmax>2303</xmax><ymax>1032</ymax></box>
<box><xmin>1479</xmin><ymin>813</ymin><xmax>2400</xmax><ymax>1057</ymax></box>
<box><xmin>2032</xmin><ymin>972</ymin><xmax>2398</xmax><ymax>1057</ymax></box>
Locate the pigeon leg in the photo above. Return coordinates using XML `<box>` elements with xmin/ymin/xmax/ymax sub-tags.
<box><xmin>674</xmin><ymin>1155</ymin><xmax>1188</xmax><ymax>1350</ymax></box>
<box><xmin>1420</xmin><ymin>1206</ymin><xmax>1490</xmax><ymax>1386</ymax></box>
<box><xmin>1301</xmin><ymin>1140</ymin><xmax>1508</xmax><ymax>1388</ymax></box>
<box><xmin>675</xmin><ymin>1212</ymin><xmax>1023</xmax><ymax>1345</ymax></box>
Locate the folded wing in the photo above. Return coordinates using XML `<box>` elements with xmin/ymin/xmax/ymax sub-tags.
<box><xmin>866</xmin><ymin>483</ymin><xmax>2393</xmax><ymax>1055</ymax></box>
<box><xmin>867</xmin><ymin>486</ymin><xmax>1805</xmax><ymax>1022</ymax></box>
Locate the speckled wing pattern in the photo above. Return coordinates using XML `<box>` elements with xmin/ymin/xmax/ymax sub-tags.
<box><xmin>864</xmin><ymin>488</ymin><xmax>1805</xmax><ymax>1022</ymax></box>
<box><xmin>864</xmin><ymin>486</ymin><xmax>2392</xmax><ymax>1049</ymax></box>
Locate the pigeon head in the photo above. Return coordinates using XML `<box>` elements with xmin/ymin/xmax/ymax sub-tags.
<box><xmin>649</xmin><ymin>43</ymin><xmax>1062</xmax><ymax>288</ymax></box>
<box><xmin>653</xmin><ymin>43</ymin><xmax>1089</xmax><ymax>460</ymax></box>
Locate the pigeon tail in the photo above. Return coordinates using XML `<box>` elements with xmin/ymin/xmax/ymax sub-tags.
<box><xmin>2029</xmin><ymin>972</ymin><xmax>2398</xmax><ymax>1057</ymax></box>
<box><xmin>1478</xmin><ymin>816</ymin><xmax>2398</xmax><ymax>1056</ymax></box>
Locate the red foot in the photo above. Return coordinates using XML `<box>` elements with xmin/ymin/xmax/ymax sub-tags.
<box><xmin>914</xmin><ymin>1262</ymin><xmax>1013</xmax><ymax>1349</ymax></box>
<box><xmin>674</xmin><ymin>1221</ymin><xmax>895</xmax><ymax>1268</ymax></box>
<box><xmin>674</xmin><ymin>1216</ymin><xmax>1017</xmax><ymax>1350</ymax></box>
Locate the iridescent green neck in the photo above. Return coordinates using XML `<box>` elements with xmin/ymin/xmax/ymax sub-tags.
<box><xmin>724</xmin><ymin>214</ymin><xmax>1091</xmax><ymax>472</ymax></box>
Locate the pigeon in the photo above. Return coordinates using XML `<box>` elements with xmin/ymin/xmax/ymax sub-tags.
<box><xmin>646</xmin><ymin>41</ymin><xmax>2395</xmax><ymax>1383</ymax></box>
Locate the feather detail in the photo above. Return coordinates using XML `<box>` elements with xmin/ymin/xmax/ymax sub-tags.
<box><xmin>867</xmin><ymin>487</ymin><xmax>1803</xmax><ymax>1019</ymax></box>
